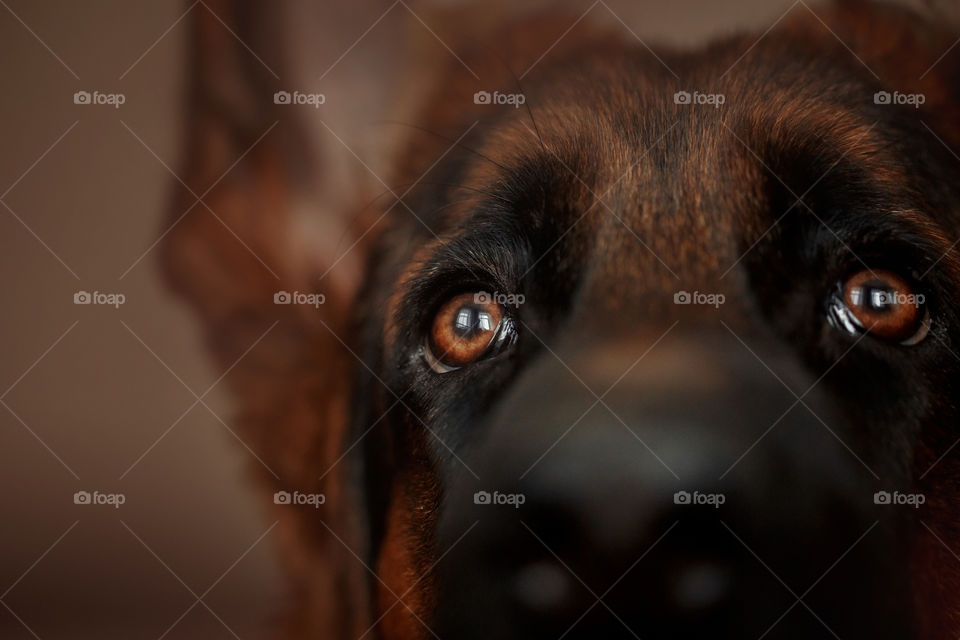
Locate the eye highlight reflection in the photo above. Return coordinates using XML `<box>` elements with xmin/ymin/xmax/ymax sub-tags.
<box><xmin>456</xmin><ymin>307</ymin><xmax>495</xmax><ymax>334</ymax></box>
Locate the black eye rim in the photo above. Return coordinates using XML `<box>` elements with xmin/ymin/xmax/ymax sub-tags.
<box><xmin>827</xmin><ymin>268</ymin><xmax>931</xmax><ymax>346</ymax></box>
<box><xmin>423</xmin><ymin>289</ymin><xmax>520</xmax><ymax>374</ymax></box>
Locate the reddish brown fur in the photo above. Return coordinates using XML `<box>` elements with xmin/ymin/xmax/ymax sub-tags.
<box><xmin>165</xmin><ymin>1</ymin><xmax>960</xmax><ymax>638</ymax></box>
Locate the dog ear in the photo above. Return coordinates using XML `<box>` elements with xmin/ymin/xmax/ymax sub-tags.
<box><xmin>161</xmin><ymin>1</ymin><xmax>425</xmax><ymax>635</ymax></box>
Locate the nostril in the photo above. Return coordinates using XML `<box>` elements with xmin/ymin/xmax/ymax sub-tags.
<box><xmin>668</xmin><ymin>559</ymin><xmax>731</xmax><ymax>612</ymax></box>
<box><xmin>512</xmin><ymin>560</ymin><xmax>572</xmax><ymax>615</ymax></box>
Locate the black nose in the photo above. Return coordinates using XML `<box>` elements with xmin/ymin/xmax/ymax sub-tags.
<box><xmin>439</xmin><ymin>448</ymin><xmax>881</xmax><ymax>640</ymax></box>
<box><xmin>434</xmin><ymin>333</ymin><xmax>910</xmax><ymax>639</ymax></box>
<box><xmin>506</xmin><ymin>492</ymin><xmax>745</xmax><ymax>631</ymax></box>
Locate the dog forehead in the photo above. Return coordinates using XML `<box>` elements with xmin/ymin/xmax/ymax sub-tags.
<box><xmin>405</xmin><ymin>31</ymin><xmax>929</xmax><ymax>312</ymax></box>
<box><xmin>590</xmin><ymin>149</ymin><xmax>737</xmax><ymax>285</ymax></box>
<box><xmin>466</xmin><ymin>106</ymin><xmax>764</xmax><ymax>292</ymax></box>
<box><xmin>459</xmin><ymin>76</ymin><xmax>909</xmax><ymax>297</ymax></box>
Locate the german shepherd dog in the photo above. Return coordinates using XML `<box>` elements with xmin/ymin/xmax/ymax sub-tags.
<box><xmin>164</xmin><ymin>0</ymin><xmax>960</xmax><ymax>637</ymax></box>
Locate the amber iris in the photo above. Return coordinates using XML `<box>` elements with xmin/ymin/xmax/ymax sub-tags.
<box><xmin>842</xmin><ymin>269</ymin><xmax>923</xmax><ymax>342</ymax></box>
<box><xmin>429</xmin><ymin>292</ymin><xmax>504</xmax><ymax>367</ymax></box>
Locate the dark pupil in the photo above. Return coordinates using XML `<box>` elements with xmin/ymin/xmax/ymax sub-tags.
<box><xmin>851</xmin><ymin>280</ymin><xmax>897</xmax><ymax>313</ymax></box>
<box><xmin>452</xmin><ymin>305</ymin><xmax>495</xmax><ymax>338</ymax></box>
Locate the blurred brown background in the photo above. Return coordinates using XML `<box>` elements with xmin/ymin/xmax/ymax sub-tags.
<box><xmin>0</xmin><ymin>3</ymin><xmax>283</xmax><ymax>638</ymax></box>
<box><xmin>0</xmin><ymin>0</ymin><xmax>932</xmax><ymax>637</ymax></box>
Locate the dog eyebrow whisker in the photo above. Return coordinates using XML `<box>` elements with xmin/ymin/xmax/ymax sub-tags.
<box><xmin>410</xmin><ymin>180</ymin><xmax>514</xmax><ymax>205</ymax></box>
<box><xmin>507</xmin><ymin>60</ymin><xmax>549</xmax><ymax>158</ymax></box>
<box><xmin>377</xmin><ymin>120</ymin><xmax>511</xmax><ymax>173</ymax></box>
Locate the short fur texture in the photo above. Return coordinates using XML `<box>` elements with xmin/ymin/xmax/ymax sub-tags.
<box><xmin>165</xmin><ymin>1</ymin><xmax>960</xmax><ymax>637</ymax></box>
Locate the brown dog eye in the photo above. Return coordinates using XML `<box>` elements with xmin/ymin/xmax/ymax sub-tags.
<box><xmin>425</xmin><ymin>292</ymin><xmax>514</xmax><ymax>372</ymax></box>
<box><xmin>835</xmin><ymin>269</ymin><xmax>929</xmax><ymax>344</ymax></box>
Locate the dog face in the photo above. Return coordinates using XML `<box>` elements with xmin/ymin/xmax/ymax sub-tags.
<box><xmin>166</xmin><ymin>1</ymin><xmax>960</xmax><ymax>638</ymax></box>
<box><xmin>354</xmin><ymin>6</ymin><xmax>960</xmax><ymax>638</ymax></box>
